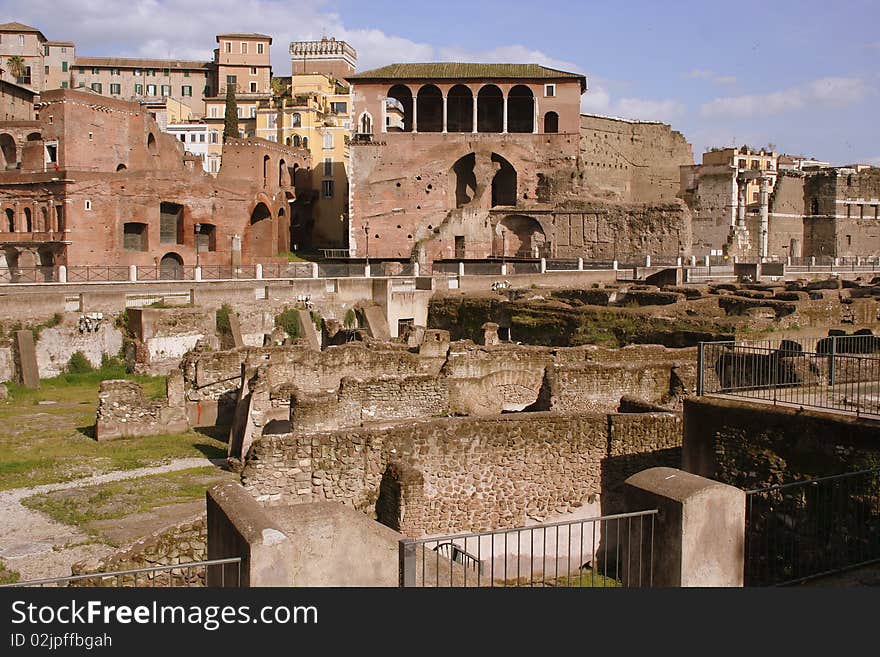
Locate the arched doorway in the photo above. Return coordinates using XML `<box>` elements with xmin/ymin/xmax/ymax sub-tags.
<box><xmin>0</xmin><ymin>134</ymin><xmax>16</xmax><ymax>169</ymax></box>
<box><xmin>279</xmin><ymin>159</ymin><xmax>289</xmax><ymax>187</ymax></box>
<box><xmin>508</xmin><ymin>85</ymin><xmax>534</xmax><ymax>133</ymax></box>
<box><xmin>249</xmin><ymin>202</ymin><xmax>273</xmax><ymax>257</ymax></box>
<box><xmin>159</xmin><ymin>252</ymin><xmax>183</xmax><ymax>280</ymax></box>
<box><xmin>491</xmin><ymin>153</ymin><xmax>517</xmax><ymax>207</ymax></box>
<box><xmin>544</xmin><ymin>111</ymin><xmax>559</xmax><ymax>134</ymax></box>
<box><xmin>447</xmin><ymin>85</ymin><xmax>474</xmax><ymax>133</ymax></box>
<box><xmin>386</xmin><ymin>85</ymin><xmax>413</xmax><ymax>132</ymax></box>
<box><xmin>477</xmin><ymin>85</ymin><xmax>503</xmax><ymax>133</ymax></box>
<box><xmin>451</xmin><ymin>153</ymin><xmax>477</xmax><ymax>207</ymax></box>
<box><xmin>498</xmin><ymin>215</ymin><xmax>546</xmax><ymax>257</ymax></box>
<box><xmin>359</xmin><ymin>112</ymin><xmax>373</xmax><ymax>135</ymax></box>
<box><xmin>23</xmin><ymin>208</ymin><xmax>32</xmax><ymax>232</ymax></box>
<box><xmin>4</xmin><ymin>208</ymin><xmax>14</xmax><ymax>232</ymax></box>
<box><xmin>147</xmin><ymin>133</ymin><xmax>157</xmax><ymax>155</ymax></box>
<box><xmin>416</xmin><ymin>84</ymin><xmax>443</xmax><ymax>132</ymax></box>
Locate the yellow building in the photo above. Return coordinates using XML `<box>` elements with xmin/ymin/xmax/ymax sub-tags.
<box><xmin>256</xmin><ymin>72</ymin><xmax>351</xmax><ymax>248</ymax></box>
<box><xmin>703</xmin><ymin>146</ymin><xmax>778</xmax><ymax>206</ymax></box>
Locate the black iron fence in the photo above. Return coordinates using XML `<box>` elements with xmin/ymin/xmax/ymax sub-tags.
<box><xmin>697</xmin><ymin>337</ymin><xmax>880</xmax><ymax>418</ymax></box>
<box><xmin>1</xmin><ymin>558</ymin><xmax>243</xmax><ymax>588</ymax></box>
<box><xmin>399</xmin><ymin>510</ymin><xmax>657</xmax><ymax>587</ymax></box>
<box><xmin>744</xmin><ymin>469</ymin><xmax>880</xmax><ymax>586</ymax></box>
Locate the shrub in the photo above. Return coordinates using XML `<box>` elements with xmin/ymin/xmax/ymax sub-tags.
<box><xmin>66</xmin><ymin>351</ymin><xmax>94</xmax><ymax>374</ymax></box>
<box><xmin>215</xmin><ymin>304</ymin><xmax>232</xmax><ymax>335</ymax></box>
<box><xmin>275</xmin><ymin>308</ymin><xmax>299</xmax><ymax>340</ymax></box>
<box><xmin>343</xmin><ymin>308</ymin><xmax>357</xmax><ymax>329</ymax></box>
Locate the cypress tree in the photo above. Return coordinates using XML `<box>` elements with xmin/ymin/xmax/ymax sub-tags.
<box><xmin>223</xmin><ymin>84</ymin><xmax>239</xmax><ymax>140</ymax></box>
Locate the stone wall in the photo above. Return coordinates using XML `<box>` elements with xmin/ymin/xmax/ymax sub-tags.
<box><xmin>549</xmin><ymin>361</ymin><xmax>675</xmax><ymax>412</ymax></box>
<box><xmin>70</xmin><ymin>515</ymin><xmax>206</xmax><ymax>586</ymax></box>
<box><xmin>95</xmin><ymin>373</ymin><xmax>187</xmax><ymax>440</ymax></box>
<box><xmin>242</xmin><ymin>409</ymin><xmax>682</xmax><ymax>537</ymax></box>
<box><xmin>35</xmin><ymin>321</ymin><xmax>123</xmax><ymax>378</ymax></box>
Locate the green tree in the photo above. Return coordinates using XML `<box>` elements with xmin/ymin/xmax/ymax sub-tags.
<box><xmin>223</xmin><ymin>85</ymin><xmax>239</xmax><ymax>140</ymax></box>
<box><xmin>6</xmin><ymin>56</ymin><xmax>26</xmax><ymax>82</ymax></box>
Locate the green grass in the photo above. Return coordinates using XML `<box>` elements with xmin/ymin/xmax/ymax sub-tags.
<box><xmin>278</xmin><ymin>250</ymin><xmax>317</xmax><ymax>262</ymax></box>
<box><xmin>0</xmin><ymin>560</ymin><xmax>20</xmax><ymax>585</ymax></box>
<box><xmin>21</xmin><ymin>466</ymin><xmax>233</xmax><ymax>529</ymax></box>
<box><xmin>0</xmin><ymin>375</ymin><xmax>226</xmax><ymax>491</ymax></box>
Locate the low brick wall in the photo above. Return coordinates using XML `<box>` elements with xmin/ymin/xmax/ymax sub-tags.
<box><xmin>242</xmin><ymin>409</ymin><xmax>682</xmax><ymax>537</ymax></box>
<box><xmin>70</xmin><ymin>515</ymin><xmax>206</xmax><ymax>586</ymax></box>
<box><xmin>95</xmin><ymin>376</ymin><xmax>187</xmax><ymax>440</ymax></box>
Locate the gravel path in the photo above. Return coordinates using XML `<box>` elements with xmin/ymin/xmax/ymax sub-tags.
<box><xmin>0</xmin><ymin>457</ymin><xmax>224</xmax><ymax>582</ymax></box>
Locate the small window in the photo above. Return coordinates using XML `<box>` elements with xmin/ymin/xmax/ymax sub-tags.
<box><xmin>161</xmin><ymin>85</ymin><xmax>171</xmax><ymax>96</ymax></box>
<box><xmin>331</xmin><ymin>101</ymin><xmax>348</xmax><ymax>114</ymax></box>
<box><xmin>44</xmin><ymin>45</ymin><xmax>49</xmax><ymax>56</ymax></box>
<box><xmin>250</xmin><ymin>106</ymin><xmax>256</xmax><ymax>118</ymax></box>
<box><xmin>210</xmin><ymin>131</ymin><xmax>219</xmax><ymax>144</ymax></box>
<box><xmin>322</xmin><ymin>180</ymin><xmax>334</xmax><ymax>198</ymax></box>
<box><xmin>123</xmin><ymin>222</ymin><xmax>147</xmax><ymax>251</ymax></box>
<box><xmin>323</xmin><ymin>133</ymin><xmax>333</xmax><ymax>149</ymax></box>
<box><xmin>19</xmin><ymin>35</ymin><xmax>24</xmax><ymax>46</ymax></box>
<box><xmin>92</xmin><ymin>67</ymin><xmax>98</xmax><ymax>74</ymax></box>
<box><xmin>44</xmin><ymin>65</ymin><xmax>49</xmax><ymax>75</ymax></box>
<box><xmin>110</xmin><ymin>83</ymin><xmax>121</xmax><ymax>95</ymax></box>
<box><xmin>163</xmin><ymin>68</ymin><xmax>170</xmax><ymax>77</ymax></box>
<box><xmin>241</xmin><ymin>42</ymin><xmax>248</xmax><ymax>54</ymax></box>
<box><xmin>237</xmin><ymin>107</ymin><xmax>243</xmax><ymax>118</ymax></box>
<box><xmin>90</xmin><ymin>82</ymin><xmax>102</xmax><ymax>93</ymax></box>
<box><xmin>61</xmin><ymin>61</ymin><xmax>68</xmax><ymax>72</ymax></box>
<box><xmin>181</xmin><ymin>85</ymin><xmax>192</xmax><ymax>96</ymax></box>
<box><xmin>183</xmin><ymin>70</ymin><xmax>190</xmax><ymax>77</ymax></box>
<box><xmin>112</xmin><ymin>68</ymin><xmax>120</xmax><ymax>76</ymax></box>
<box><xmin>199</xmin><ymin>133</ymin><xmax>205</xmax><ymax>143</ymax></box>
<box><xmin>257</xmin><ymin>43</ymin><xmax>264</xmax><ymax>54</ymax></box>
<box><xmin>250</xmin><ymin>67</ymin><xmax>257</xmax><ymax>76</ymax></box>
<box><xmin>60</xmin><ymin>81</ymin><xmax>68</xmax><ymax>89</ymax></box>
<box><xmin>291</xmin><ymin>113</ymin><xmax>301</xmax><ymax>127</ymax></box>
<box><xmin>135</xmin><ymin>83</ymin><xmax>143</xmax><ymax>95</ymax></box>
<box><xmin>249</xmin><ymin>81</ymin><xmax>257</xmax><ymax>93</ymax></box>
<box><xmin>544</xmin><ymin>83</ymin><xmax>556</xmax><ymax>97</ymax></box>
<box><xmin>225</xmin><ymin>41</ymin><xmax>232</xmax><ymax>53</ymax></box>
<box><xmin>147</xmin><ymin>84</ymin><xmax>156</xmax><ymax>95</ymax></box>
<box><xmin>84</xmin><ymin>200</ymin><xmax>92</xmax><ymax>211</ymax></box>
<box><xmin>210</xmin><ymin>106</ymin><xmax>219</xmax><ymax>118</ymax></box>
<box><xmin>226</xmin><ymin>74</ymin><xmax>237</xmax><ymax>86</ymax></box>
<box><xmin>324</xmin><ymin>157</ymin><xmax>332</xmax><ymax>176</ymax></box>
<box><xmin>134</xmin><ymin>69</ymin><xmax>141</xmax><ymax>76</ymax></box>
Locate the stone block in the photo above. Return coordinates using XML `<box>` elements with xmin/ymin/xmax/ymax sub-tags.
<box><xmin>15</xmin><ymin>330</ymin><xmax>39</xmax><ymax>389</ymax></box>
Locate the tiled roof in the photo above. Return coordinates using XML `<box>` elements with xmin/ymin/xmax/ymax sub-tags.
<box><xmin>0</xmin><ymin>21</ymin><xmax>43</xmax><ymax>34</ymax></box>
<box><xmin>74</xmin><ymin>56</ymin><xmax>212</xmax><ymax>70</ymax></box>
<box><xmin>349</xmin><ymin>63</ymin><xmax>586</xmax><ymax>90</ymax></box>
<box><xmin>216</xmin><ymin>33</ymin><xmax>272</xmax><ymax>41</ymax></box>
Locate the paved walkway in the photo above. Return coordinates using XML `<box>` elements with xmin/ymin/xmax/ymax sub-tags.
<box><xmin>0</xmin><ymin>457</ymin><xmax>223</xmax><ymax>582</ymax></box>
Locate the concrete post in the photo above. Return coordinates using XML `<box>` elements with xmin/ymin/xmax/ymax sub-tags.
<box><xmin>311</xmin><ymin>262</ymin><xmax>319</xmax><ymax>278</ymax></box>
<box><xmin>540</xmin><ymin>257</ymin><xmax>546</xmax><ymax>273</ymax></box>
<box><xmin>676</xmin><ymin>256</ymin><xmax>683</xmax><ymax>267</ymax></box>
<box><xmin>833</xmin><ymin>257</ymin><xmax>839</xmax><ymax>268</ymax></box>
<box><xmin>612</xmin><ymin>260</ymin><xmax>618</xmax><ymax>271</ymax></box>
<box><xmin>500</xmin><ymin>262</ymin><xmax>507</xmax><ymax>276</ymax></box>
<box><xmin>787</xmin><ymin>256</ymin><xmax>791</xmax><ymax>266</ymax></box>
<box><xmin>57</xmin><ymin>265</ymin><xmax>67</xmax><ymax>283</ymax></box>
<box><xmin>458</xmin><ymin>261</ymin><xmax>465</xmax><ymax>276</ymax></box>
<box><xmin>413</xmin><ymin>262</ymin><xmax>420</xmax><ymax>277</ymax></box>
<box><xmin>624</xmin><ymin>467</ymin><xmax>745</xmax><ymax>587</ymax></box>
<box><xmin>577</xmin><ymin>257</ymin><xmax>583</xmax><ymax>271</ymax></box>
<box><xmin>129</xmin><ymin>264</ymin><xmax>137</xmax><ymax>282</ymax></box>
<box><xmin>441</xmin><ymin>95</ymin><xmax>448</xmax><ymax>134</ymax></box>
<box><xmin>364</xmin><ymin>263</ymin><xmax>371</xmax><ymax>278</ymax></box>
<box><xmin>810</xmin><ymin>256</ymin><xmax>816</xmax><ymax>267</ymax></box>
<box><xmin>689</xmin><ymin>255</ymin><xmax>696</xmax><ymax>266</ymax></box>
<box><xmin>857</xmin><ymin>256</ymin><xmax>862</xmax><ymax>267</ymax></box>
<box><xmin>255</xmin><ymin>263</ymin><xmax>263</xmax><ymax>279</ymax></box>
<box><xmin>194</xmin><ymin>266</ymin><xmax>202</xmax><ymax>282</ymax></box>
<box><xmin>704</xmin><ymin>255</ymin><xmax>710</xmax><ymax>266</ymax></box>
<box><xmin>472</xmin><ymin>95</ymin><xmax>478</xmax><ymax>134</ymax></box>
<box><xmin>645</xmin><ymin>255</ymin><xmax>651</xmax><ymax>267</ymax></box>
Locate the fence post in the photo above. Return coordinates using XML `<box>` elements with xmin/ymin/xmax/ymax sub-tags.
<box><xmin>311</xmin><ymin>262</ymin><xmax>318</xmax><ymax>279</ymax></box>
<box><xmin>255</xmin><ymin>263</ymin><xmax>263</xmax><ymax>280</ymax></box>
<box><xmin>704</xmin><ymin>255</ymin><xmax>710</xmax><ymax>266</ymax></box>
<box><xmin>458</xmin><ymin>261</ymin><xmax>465</xmax><ymax>277</ymax></box>
<box><xmin>697</xmin><ymin>342</ymin><xmax>705</xmax><ymax>396</ymax></box>
<box><xmin>500</xmin><ymin>262</ymin><xmax>507</xmax><ymax>276</ymax></box>
<box><xmin>857</xmin><ymin>356</ymin><xmax>862</xmax><ymax>418</ymax></box>
<box><xmin>577</xmin><ymin>257</ymin><xmax>583</xmax><ymax>271</ymax></box>
<box><xmin>364</xmin><ymin>263</ymin><xmax>371</xmax><ymax>278</ymax></box>
<box><xmin>829</xmin><ymin>335</ymin><xmax>836</xmax><ymax>387</ymax></box>
<box><xmin>57</xmin><ymin>265</ymin><xmax>67</xmax><ymax>283</ymax></box>
<box><xmin>194</xmin><ymin>266</ymin><xmax>202</xmax><ymax>282</ymax></box>
<box><xmin>413</xmin><ymin>262</ymin><xmax>420</xmax><ymax>277</ymax></box>
<box><xmin>645</xmin><ymin>254</ymin><xmax>651</xmax><ymax>267</ymax></box>
<box><xmin>612</xmin><ymin>260</ymin><xmax>618</xmax><ymax>271</ymax></box>
<box><xmin>399</xmin><ymin>539</ymin><xmax>417</xmax><ymax>588</ymax></box>
<box><xmin>540</xmin><ymin>257</ymin><xmax>546</xmax><ymax>273</ymax></box>
<box><xmin>129</xmin><ymin>264</ymin><xmax>138</xmax><ymax>282</ymax></box>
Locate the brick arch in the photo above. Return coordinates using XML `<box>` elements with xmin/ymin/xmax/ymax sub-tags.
<box><xmin>453</xmin><ymin>368</ymin><xmax>547</xmax><ymax>414</ymax></box>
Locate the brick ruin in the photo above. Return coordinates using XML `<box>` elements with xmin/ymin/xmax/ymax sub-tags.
<box><xmin>0</xmin><ymin>89</ymin><xmax>310</xmax><ymax>272</ymax></box>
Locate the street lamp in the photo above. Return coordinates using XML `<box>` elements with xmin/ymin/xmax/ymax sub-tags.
<box><xmin>364</xmin><ymin>221</ymin><xmax>370</xmax><ymax>266</ymax></box>
<box><xmin>194</xmin><ymin>222</ymin><xmax>201</xmax><ymax>269</ymax></box>
<box><xmin>500</xmin><ymin>227</ymin><xmax>506</xmax><ymax>264</ymax></box>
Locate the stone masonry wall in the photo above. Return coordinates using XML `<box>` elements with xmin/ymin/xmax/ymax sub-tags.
<box><xmin>242</xmin><ymin>410</ymin><xmax>682</xmax><ymax>537</ymax></box>
<box><xmin>95</xmin><ymin>375</ymin><xmax>187</xmax><ymax>440</ymax></box>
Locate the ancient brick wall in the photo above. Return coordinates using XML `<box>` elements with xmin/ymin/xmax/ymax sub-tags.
<box><xmin>95</xmin><ymin>375</ymin><xmax>187</xmax><ymax>440</ymax></box>
<box><xmin>579</xmin><ymin>114</ymin><xmax>694</xmax><ymax>203</ymax></box>
<box><xmin>70</xmin><ymin>515</ymin><xmax>207</xmax><ymax>586</ymax></box>
<box><xmin>682</xmin><ymin>164</ymin><xmax>735</xmax><ymax>257</ymax></box>
<box><xmin>549</xmin><ymin>362</ymin><xmax>674</xmax><ymax>412</ymax></box>
<box><xmin>242</xmin><ymin>410</ymin><xmax>681</xmax><ymax>537</ymax></box>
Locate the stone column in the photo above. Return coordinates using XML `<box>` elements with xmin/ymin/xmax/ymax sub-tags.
<box><xmin>129</xmin><ymin>264</ymin><xmax>137</xmax><ymax>282</ymax></box>
<box><xmin>533</xmin><ymin>96</ymin><xmax>539</xmax><ymax>134</ymax></box>
<box><xmin>412</xmin><ymin>95</ymin><xmax>418</xmax><ymax>134</ymax></box>
<box><xmin>255</xmin><ymin>263</ymin><xmax>262</xmax><ymax>279</ymax></box>
<box><xmin>759</xmin><ymin>176</ymin><xmax>769</xmax><ymax>260</ymax></box>
<box><xmin>737</xmin><ymin>179</ymin><xmax>747</xmax><ymax>228</ymax></box>
<box><xmin>472</xmin><ymin>95</ymin><xmax>478</xmax><ymax>134</ymax></box>
<box><xmin>57</xmin><ymin>264</ymin><xmax>67</xmax><ymax>283</ymax></box>
<box><xmin>442</xmin><ymin>95</ymin><xmax>448</xmax><ymax>134</ymax></box>
<box><xmin>502</xmin><ymin>94</ymin><xmax>508</xmax><ymax>134</ymax></box>
<box><xmin>577</xmin><ymin>257</ymin><xmax>583</xmax><ymax>271</ymax></box>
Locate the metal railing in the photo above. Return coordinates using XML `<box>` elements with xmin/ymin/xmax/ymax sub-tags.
<box><xmin>260</xmin><ymin>262</ymin><xmax>314</xmax><ymax>279</ymax></box>
<box><xmin>67</xmin><ymin>265</ymin><xmax>132</xmax><ymax>282</ymax></box>
<box><xmin>0</xmin><ymin>266</ymin><xmax>57</xmax><ymax>283</ymax></box>
<box><xmin>1</xmin><ymin>557</ymin><xmax>243</xmax><ymax>588</ymax></box>
<box><xmin>399</xmin><ymin>510</ymin><xmax>658</xmax><ymax>587</ymax></box>
<box><xmin>744</xmin><ymin>469</ymin><xmax>880</xmax><ymax>586</ymax></box>
<box><xmin>697</xmin><ymin>337</ymin><xmax>880</xmax><ymax>418</ymax></box>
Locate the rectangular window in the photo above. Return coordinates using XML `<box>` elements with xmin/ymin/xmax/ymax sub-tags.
<box><xmin>241</xmin><ymin>42</ymin><xmax>248</xmax><ymax>54</ymax></box>
<box><xmin>195</xmin><ymin>224</ymin><xmax>216</xmax><ymax>252</ymax></box>
<box><xmin>323</xmin><ymin>157</ymin><xmax>332</xmax><ymax>176</ymax></box>
<box><xmin>210</xmin><ymin>106</ymin><xmax>219</xmax><ymax>118</ymax></box>
<box><xmin>61</xmin><ymin>81</ymin><xmax>68</xmax><ymax>89</ymax></box>
<box><xmin>330</xmin><ymin>101</ymin><xmax>347</xmax><ymax>114</ymax></box>
<box><xmin>199</xmin><ymin>133</ymin><xmax>205</xmax><ymax>143</ymax></box>
<box><xmin>112</xmin><ymin>68</ymin><xmax>120</xmax><ymax>76</ymax></box>
<box><xmin>61</xmin><ymin>61</ymin><xmax>68</xmax><ymax>72</ymax></box>
<box><xmin>44</xmin><ymin>66</ymin><xmax>49</xmax><ymax>75</ymax></box>
<box><xmin>225</xmin><ymin>41</ymin><xmax>231</xmax><ymax>53</ymax></box>
<box><xmin>134</xmin><ymin>69</ymin><xmax>141</xmax><ymax>76</ymax></box>
<box><xmin>161</xmin><ymin>85</ymin><xmax>171</xmax><ymax>96</ymax></box>
<box><xmin>544</xmin><ymin>83</ymin><xmax>556</xmax><ymax>97</ymax></box>
<box><xmin>147</xmin><ymin>84</ymin><xmax>156</xmax><ymax>95</ymax></box>
<box><xmin>84</xmin><ymin>200</ymin><xmax>92</xmax><ymax>211</ymax></box>
<box><xmin>249</xmin><ymin>81</ymin><xmax>258</xmax><ymax>93</ymax></box>
<box><xmin>250</xmin><ymin>67</ymin><xmax>257</xmax><ymax>75</ymax></box>
<box><xmin>44</xmin><ymin>45</ymin><xmax>49</xmax><ymax>56</ymax></box>
<box><xmin>226</xmin><ymin>74</ymin><xmax>237</xmax><ymax>86</ymax></box>
<box><xmin>110</xmin><ymin>83</ymin><xmax>121</xmax><ymax>95</ymax></box>
<box><xmin>204</xmin><ymin>86</ymin><xmax>211</xmax><ymax>96</ymax></box>
<box><xmin>267</xmin><ymin>113</ymin><xmax>277</xmax><ymax>129</ymax></box>
<box><xmin>123</xmin><ymin>223</ymin><xmax>147</xmax><ymax>251</ymax></box>
<box><xmin>237</xmin><ymin>107</ymin><xmax>243</xmax><ymax>118</ymax></box>
<box><xmin>184</xmin><ymin>70</ymin><xmax>190</xmax><ymax>77</ymax></box>
<box><xmin>181</xmin><ymin>85</ymin><xmax>192</xmax><ymax>96</ymax></box>
<box><xmin>257</xmin><ymin>43</ymin><xmax>264</xmax><ymax>54</ymax></box>
<box><xmin>322</xmin><ymin>179</ymin><xmax>334</xmax><ymax>198</ymax></box>
<box><xmin>249</xmin><ymin>106</ymin><xmax>256</xmax><ymax>118</ymax></box>
<box><xmin>163</xmin><ymin>68</ymin><xmax>170</xmax><ymax>77</ymax></box>
<box><xmin>159</xmin><ymin>202</ymin><xmax>183</xmax><ymax>244</ymax></box>
<box><xmin>323</xmin><ymin>133</ymin><xmax>333</xmax><ymax>149</ymax></box>
<box><xmin>18</xmin><ymin>35</ymin><xmax>24</xmax><ymax>46</ymax></box>
<box><xmin>210</xmin><ymin>131</ymin><xmax>218</xmax><ymax>143</ymax></box>
<box><xmin>135</xmin><ymin>83</ymin><xmax>143</xmax><ymax>95</ymax></box>
<box><xmin>92</xmin><ymin>67</ymin><xmax>98</xmax><ymax>74</ymax></box>
<box><xmin>91</xmin><ymin>82</ymin><xmax>102</xmax><ymax>93</ymax></box>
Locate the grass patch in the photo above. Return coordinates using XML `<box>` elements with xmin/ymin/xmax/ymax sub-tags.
<box><xmin>21</xmin><ymin>466</ymin><xmax>233</xmax><ymax>529</ymax></box>
<box><xmin>0</xmin><ymin>376</ymin><xmax>225</xmax><ymax>490</ymax></box>
<box><xmin>0</xmin><ymin>560</ymin><xmax>20</xmax><ymax>585</ymax></box>
<box><xmin>275</xmin><ymin>307</ymin><xmax>300</xmax><ymax>341</ymax></box>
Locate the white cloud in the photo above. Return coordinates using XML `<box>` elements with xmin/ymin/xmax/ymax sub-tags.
<box><xmin>683</xmin><ymin>69</ymin><xmax>737</xmax><ymax>85</ymax></box>
<box><xmin>579</xmin><ymin>77</ymin><xmax>684</xmax><ymax>123</ymax></box>
<box><xmin>700</xmin><ymin>76</ymin><xmax>871</xmax><ymax>119</ymax></box>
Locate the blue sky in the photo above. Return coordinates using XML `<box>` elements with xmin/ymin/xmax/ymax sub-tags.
<box><xmin>3</xmin><ymin>0</ymin><xmax>878</xmax><ymax>164</ymax></box>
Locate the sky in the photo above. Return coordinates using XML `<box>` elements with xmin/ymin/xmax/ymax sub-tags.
<box><xmin>2</xmin><ymin>0</ymin><xmax>878</xmax><ymax>165</ymax></box>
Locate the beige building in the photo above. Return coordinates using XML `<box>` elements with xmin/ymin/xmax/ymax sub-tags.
<box><xmin>702</xmin><ymin>146</ymin><xmax>778</xmax><ymax>205</ymax></box>
<box><xmin>0</xmin><ymin>22</ymin><xmax>47</xmax><ymax>90</ymax></box>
